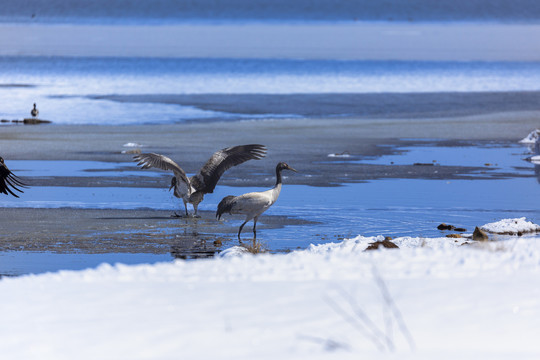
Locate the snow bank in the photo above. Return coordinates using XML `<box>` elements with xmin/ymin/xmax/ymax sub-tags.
<box><xmin>481</xmin><ymin>217</ymin><xmax>540</xmax><ymax>235</ymax></box>
<box><xmin>0</xmin><ymin>233</ymin><xmax>539</xmax><ymax>359</ymax></box>
<box><xmin>518</xmin><ymin>129</ymin><xmax>540</xmax><ymax>144</ymax></box>
<box><xmin>307</xmin><ymin>235</ymin><xmax>469</xmax><ymax>254</ymax></box>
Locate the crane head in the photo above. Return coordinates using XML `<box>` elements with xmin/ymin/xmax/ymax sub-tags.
<box><xmin>277</xmin><ymin>162</ymin><xmax>297</xmax><ymax>173</ymax></box>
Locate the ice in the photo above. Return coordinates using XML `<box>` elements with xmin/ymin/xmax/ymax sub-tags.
<box><xmin>4</xmin><ymin>58</ymin><xmax>540</xmax><ymax>125</ymax></box>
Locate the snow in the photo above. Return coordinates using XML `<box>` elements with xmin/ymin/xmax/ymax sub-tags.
<box><xmin>1</xmin><ymin>231</ymin><xmax>540</xmax><ymax>359</ymax></box>
<box><xmin>518</xmin><ymin>129</ymin><xmax>540</xmax><ymax>144</ymax></box>
<box><xmin>328</xmin><ymin>152</ymin><xmax>351</xmax><ymax>158</ymax></box>
<box><xmin>529</xmin><ymin>155</ymin><xmax>540</xmax><ymax>164</ymax></box>
<box><xmin>123</xmin><ymin>142</ymin><xmax>144</xmax><ymax>147</ymax></box>
<box><xmin>219</xmin><ymin>245</ymin><xmax>251</xmax><ymax>257</ymax></box>
<box><xmin>481</xmin><ymin>217</ymin><xmax>540</xmax><ymax>235</ymax></box>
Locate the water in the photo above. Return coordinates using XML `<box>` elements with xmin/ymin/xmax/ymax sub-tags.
<box><xmin>2</xmin><ymin>0</ymin><xmax>540</xmax><ymax>24</ymax></box>
<box><xmin>0</xmin><ymin>252</ymin><xmax>172</xmax><ymax>278</ymax></box>
<box><xmin>1</xmin><ymin>2</ymin><xmax>540</xmax><ymax>276</ymax></box>
<box><xmin>2</xmin><ymin>57</ymin><xmax>540</xmax><ymax>124</ymax></box>
<box><xmin>344</xmin><ymin>143</ymin><xmax>533</xmax><ymax>174</ymax></box>
<box><xmin>2</xmin><ymin>142</ymin><xmax>539</xmax><ymax>249</ymax></box>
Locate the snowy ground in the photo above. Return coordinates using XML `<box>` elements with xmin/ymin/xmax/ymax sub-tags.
<box><xmin>0</xmin><ymin>219</ymin><xmax>539</xmax><ymax>359</ymax></box>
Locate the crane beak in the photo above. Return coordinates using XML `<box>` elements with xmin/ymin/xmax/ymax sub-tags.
<box><xmin>287</xmin><ymin>165</ymin><xmax>298</xmax><ymax>173</ymax></box>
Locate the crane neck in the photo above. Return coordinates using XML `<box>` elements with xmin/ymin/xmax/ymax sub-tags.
<box><xmin>275</xmin><ymin>166</ymin><xmax>283</xmax><ymax>187</ymax></box>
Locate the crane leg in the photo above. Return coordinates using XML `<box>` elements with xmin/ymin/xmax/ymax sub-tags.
<box><xmin>173</xmin><ymin>201</ymin><xmax>189</xmax><ymax>218</ymax></box>
<box><xmin>192</xmin><ymin>203</ymin><xmax>201</xmax><ymax>218</ymax></box>
<box><xmin>253</xmin><ymin>216</ymin><xmax>259</xmax><ymax>239</ymax></box>
<box><xmin>175</xmin><ymin>201</ymin><xmax>189</xmax><ymax>217</ymax></box>
<box><xmin>238</xmin><ymin>221</ymin><xmax>248</xmax><ymax>241</ymax></box>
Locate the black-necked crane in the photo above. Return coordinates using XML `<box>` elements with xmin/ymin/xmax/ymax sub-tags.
<box><xmin>134</xmin><ymin>144</ymin><xmax>266</xmax><ymax>217</ymax></box>
<box><xmin>216</xmin><ymin>162</ymin><xmax>297</xmax><ymax>240</ymax></box>
<box><xmin>30</xmin><ymin>103</ymin><xmax>39</xmax><ymax>118</ymax></box>
<box><xmin>0</xmin><ymin>157</ymin><xmax>27</xmax><ymax>197</ymax></box>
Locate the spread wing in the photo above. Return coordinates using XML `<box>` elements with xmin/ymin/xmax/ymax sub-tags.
<box><xmin>133</xmin><ymin>153</ymin><xmax>190</xmax><ymax>187</ymax></box>
<box><xmin>191</xmin><ymin>144</ymin><xmax>266</xmax><ymax>194</ymax></box>
<box><xmin>0</xmin><ymin>159</ymin><xmax>27</xmax><ymax>198</ymax></box>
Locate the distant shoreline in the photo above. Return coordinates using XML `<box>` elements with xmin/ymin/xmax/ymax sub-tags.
<box><xmin>91</xmin><ymin>91</ymin><xmax>540</xmax><ymax>120</ymax></box>
<box><xmin>2</xmin><ymin>22</ymin><xmax>540</xmax><ymax>61</ymax></box>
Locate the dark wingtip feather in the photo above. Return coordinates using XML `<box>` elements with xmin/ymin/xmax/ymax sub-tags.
<box><xmin>7</xmin><ymin>174</ymin><xmax>27</xmax><ymax>189</ymax></box>
<box><xmin>2</xmin><ymin>174</ymin><xmax>26</xmax><ymax>197</ymax></box>
<box><xmin>245</xmin><ymin>144</ymin><xmax>267</xmax><ymax>160</ymax></box>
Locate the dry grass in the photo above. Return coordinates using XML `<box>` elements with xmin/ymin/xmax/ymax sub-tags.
<box><xmin>240</xmin><ymin>240</ymin><xmax>268</xmax><ymax>254</ymax></box>
<box><xmin>314</xmin><ymin>266</ymin><xmax>416</xmax><ymax>353</ymax></box>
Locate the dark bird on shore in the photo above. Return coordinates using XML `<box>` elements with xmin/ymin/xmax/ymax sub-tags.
<box><xmin>0</xmin><ymin>157</ymin><xmax>27</xmax><ymax>198</ymax></box>
<box><xmin>134</xmin><ymin>144</ymin><xmax>267</xmax><ymax>217</ymax></box>
<box><xmin>30</xmin><ymin>103</ymin><xmax>39</xmax><ymax>118</ymax></box>
<box><xmin>216</xmin><ymin>162</ymin><xmax>297</xmax><ymax>240</ymax></box>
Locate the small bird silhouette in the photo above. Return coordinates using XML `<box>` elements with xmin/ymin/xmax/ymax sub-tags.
<box><xmin>31</xmin><ymin>103</ymin><xmax>39</xmax><ymax>118</ymax></box>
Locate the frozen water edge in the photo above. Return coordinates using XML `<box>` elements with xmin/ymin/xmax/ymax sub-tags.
<box><xmin>0</xmin><ymin>232</ymin><xmax>539</xmax><ymax>358</ymax></box>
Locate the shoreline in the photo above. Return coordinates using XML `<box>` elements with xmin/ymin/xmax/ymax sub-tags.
<box><xmin>93</xmin><ymin>91</ymin><xmax>540</xmax><ymax>120</ymax></box>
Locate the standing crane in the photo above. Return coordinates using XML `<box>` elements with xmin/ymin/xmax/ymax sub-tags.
<box><xmin>134</xmin><ymin>144</ymin><xmax>266</xmax><ymax>217</ymax></box>
<box><xmin>216</xmin><ymin>162</ymin><xmax>297</xmax><ymax>240</ymax></box>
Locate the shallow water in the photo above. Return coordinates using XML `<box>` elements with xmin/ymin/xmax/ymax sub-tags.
<box><xmin>330</xmin><ymin>142</ymin><xmax>534</xmax><ymax>175</ymax></box>
<box><xmin>1</xmin><ymin>142</ymin><xmax>539</xmax><ymax>275</ymax></box>
<box><xmin>10</xmin><ymin>160</ymin><xmax>157</xmax><ymax>178</ymax></box>
<box><xmin>0</xmin><ymin>252</ymin><xmax>172</xmax><ymax>278</ymax></box>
